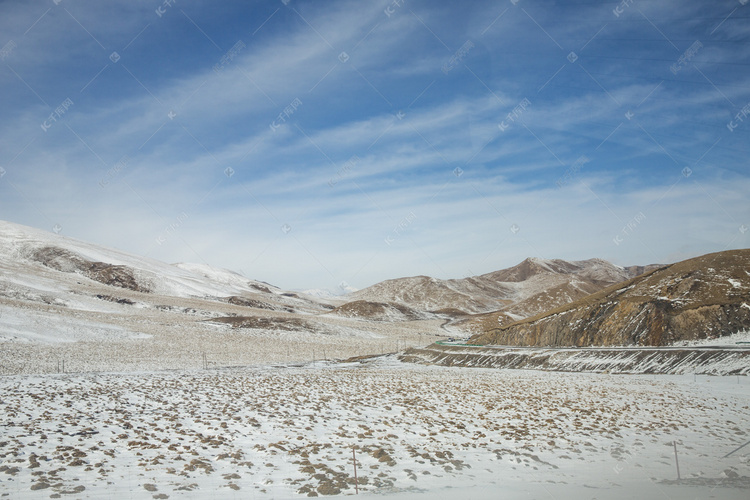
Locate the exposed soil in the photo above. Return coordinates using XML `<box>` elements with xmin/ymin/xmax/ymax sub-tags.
<box><xmin>30</xmin><ymin>246</ymin><xmax>149</xmax><ymax>293</ymax></box>
<box><xmin>210</xmin><ymin>316</ymin><xmax>314</xmax><ymax>332</ymax></box>
<box><xmin>329</xmin><ymin>300</ymin><xmax>425</xmax><ymax>322</ymax></box>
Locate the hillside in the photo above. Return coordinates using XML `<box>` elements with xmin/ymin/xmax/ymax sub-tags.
<box><xmin>0</xmin><ymin>220</ymin><xmax>438</xmax><ymax>373</ymax></box>
<box><xmin>349</xmin><ymin>258</ymin><xmax>655</xmax><ymax>323</ymax></box>
<box><xmin>326</xmin><ymin>300</ymin><xmax>430</xmax><ymax>322</ymax></box>
<box><xmin>471</xmin><ymin>250</ymin><xmax>750</xmax><ymax>347</ymax></box>
<box><xmin>0</xmin><ymin>221</ymin><xmax>293</xmax><ymax>301</ymax></box>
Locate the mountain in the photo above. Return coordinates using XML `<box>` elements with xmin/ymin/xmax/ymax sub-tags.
<box><xmin>0</xmin><ymin>220</ymin><xmax>430</xmax><ymax>364</ymax></box>
<box><xmin>0</xmin><ymin>220</ymin><xmax>285</xmax><ymax>301</ymax></box>
<box><xmin>348</xmin><ymin>258</ymin><xmax>656</xmax><ymax>323</ymax></box>
<box><xmin>471</xmin><ymin>250</ymin><xmax>750</xmax><ymax>347</ymax></box>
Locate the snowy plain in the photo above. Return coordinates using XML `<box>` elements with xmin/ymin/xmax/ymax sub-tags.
<box><xmin>1</xmin><ymin>356</ymin><xmax>748</xmax><ymax>499</ymax></box>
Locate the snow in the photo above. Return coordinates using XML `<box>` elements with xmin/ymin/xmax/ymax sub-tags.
<box><xmin>503</xmin><ymin>311</ymin><xmax>524</xmax><ymax>321</ymax></box>
<box><xmin>673</xmin><ymin>330</ymin><xmax>750</xmax><ymax>347</ymax></box>
<box><xmin>300</xmin><ymin>288</ymin><xmax>340</xmax><ymax>299</ymax></box>
<box><xmin>0</xmin><ymin>219</ymin><xmax>442</xmax><ymax>374</ymax></box>
<box><xmin>527</xmin><ymin>256</ymin><xmax>555</xmax><ymax>272</ymax></box>
<box><xmin>0</xmin><ymin>305</ymin><xmax>151</xmax><ymax>343</ymax></box>
<box><xmin>0</xmin><ymin>358</ymin><xmax>747</xmax><ymax>499</ymax></box>
<box><xmin>173</xmin><ymin>263</ymin><xmax>280</xmax><ymax>295</ymax></box>
<box><xmin>0</xmin><ymin>220</ymin><xmax>279</xmax><ymax>300</ymax></box>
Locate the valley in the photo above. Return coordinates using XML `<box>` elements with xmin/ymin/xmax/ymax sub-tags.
<box><xmin>1</xmin><ymin>220</ymin><xmax>749</xmax><ymax>498</ymax></box>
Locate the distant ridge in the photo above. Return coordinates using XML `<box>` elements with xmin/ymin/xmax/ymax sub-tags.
<box><xmin>347</xmin><ymin>257</ymin><xmax>658</xmax><ymax>325</ymax></box>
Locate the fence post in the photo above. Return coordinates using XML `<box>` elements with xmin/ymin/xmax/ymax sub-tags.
<box><xmin>352</xmin><ymin>447</ymin><xmax>359</xmax><ymax>494</ymax></box>
<box><xmin>673</xmin><ymin>441</ymin><xmax>681</xmax><ymax>480</ymax></box>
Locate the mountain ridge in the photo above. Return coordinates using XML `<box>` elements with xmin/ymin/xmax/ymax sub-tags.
<box><xmin>2</xmin><ymin>219</ymin><xmax>745</xmax><ymax>359</ymax></box>
<box><xmin>471</xmin><ymin>249</ymin><xmax>750</xmax><ymax>347</ymax></box>
<box><xmin>349</xmin><ymin>257</ymin><xmax>660</xmax><ymax>324</ymax></box>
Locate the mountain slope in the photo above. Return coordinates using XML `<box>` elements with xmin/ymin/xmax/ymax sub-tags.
<box><xmin>327</xmin><ymin>300</ymin><xmax>429</xmax><ymax>322</ymax></box>
<box><xmin>349</xmin><ymin>258</ymin><xmax>654</xmax><ymax>322</ymax></box>
<box><xmin>471</xmin><ymin>250</ymin><xmax>750</xmax><ymax>347</ymax></box>
<box><xmin>0</xmin><ymin>221</ymin><xmax>314</xmax><ymax>339</ymax></box>
<box><xmin>0</xmin><ymin>221</ymin><xmax>292</xmax><ymax>301</ymax></box>
<box><xmin>0</xmin><ymin>220</ymin><xmax>438</xmax><ymax>372</ymax></box>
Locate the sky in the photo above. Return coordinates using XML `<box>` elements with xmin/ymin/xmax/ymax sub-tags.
<box><xmin>0</xmin><ymin>0</ymin><xmax>749</xmax><ymax>292</ymax></box>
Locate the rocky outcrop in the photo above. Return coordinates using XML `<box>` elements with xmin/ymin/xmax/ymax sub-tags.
<box><xmin>473</xmin><ymin>250</ymin><xmax>750</xmax><ymax>347</ymax></box>
<box><xmin>210</xmin><ymin>316</ymin><xmax>313</xmax><ymax>332</ymax></box>
<box><xmin>30</xmin><ymin>246</ymin><xmax>149</xmax><ymax>293</ymax></box>
<box><xmin>399</xmin><ymin>344</ymin><xmax>750</xmax><ymax>375</ymax></box>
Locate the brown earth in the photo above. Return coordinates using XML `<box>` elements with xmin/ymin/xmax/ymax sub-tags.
<box><xmin>472</xmin><ymin>250</ymin><xmax>750</xmax><ymax>347</ymax></box>
<box><xmin>30</xmin><ymin>246</ymin><xmax>149</xmax><ymax>293</ymax></box>
<box><xmin>226</xmin><ymin>296</ymin><xmax>279</xmax><ymax>311</ymax></box>
<box><xmin>209</xmin><ymin>316</ymin><xmax>314</xmax><ymax>332</ymax></box>
<box><xmin>328</xmin><ymin>300</ymin><xmax>425</xmax><ymax>322</ymax></box>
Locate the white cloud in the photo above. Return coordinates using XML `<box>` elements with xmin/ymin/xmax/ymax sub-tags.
<box><xmin>1</xmin><ymin>0</ymin><xmax>748</xmax><ymax>291</ymax></box>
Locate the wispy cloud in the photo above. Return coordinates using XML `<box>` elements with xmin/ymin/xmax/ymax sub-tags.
<box><xmin>1</xmin><ymin>0</ymin><xmax>748</xmax><ymax>290</ymax></box>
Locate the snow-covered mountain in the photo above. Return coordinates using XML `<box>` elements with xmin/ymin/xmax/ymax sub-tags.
<box><xmin>0</xmin><ymin>220</ymin><xmax>377</xmax><ymax>345</ymax></box>
<box><xmin>0</xmin><ymin>220</ymin><xmax>286</xmax><ymax>300</ymax></box>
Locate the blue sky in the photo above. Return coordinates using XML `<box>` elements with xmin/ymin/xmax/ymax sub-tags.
<box><xmin>1</xmin><ymin>0</ymin><xmax>749</xmax><ymax>291</ymax></box>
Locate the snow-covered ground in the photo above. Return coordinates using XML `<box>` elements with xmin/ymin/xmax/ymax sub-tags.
<box><xmin>0</xmin><ymin>317</ymin><xmax>439</xmax><ymax>375</ymax></box>
<box><xmin>673</xmin><ymin>329</ymin><xmax>750</xmax><ymax>347</ymax></box>
<box><xmin>1</xmin><ymin>357</ymin><xmax>748</xmax><ymax>499</ymax></box>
